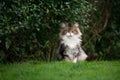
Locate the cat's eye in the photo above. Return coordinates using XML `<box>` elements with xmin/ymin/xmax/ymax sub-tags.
<box><xmin>72</xmin><ymin>30</ymin><xmax>78</xmax><ymax>34</ymax></box>
<box><xmin>63</xmin><ymin>30</ymin><xmax>67</xmax><ymax>34</ymax></box>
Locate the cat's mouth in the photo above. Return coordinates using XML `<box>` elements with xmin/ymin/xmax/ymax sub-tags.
<box><xmin>67</xmin><ymin>35</ymin><xmax>72</xmax><ymax>38</ymax></box>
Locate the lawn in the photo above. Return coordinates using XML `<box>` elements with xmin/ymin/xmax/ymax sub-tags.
<box><xmin>0</xmin><ymin>61</ymin><xmax>120</xmax><ymax>80</ymax></box>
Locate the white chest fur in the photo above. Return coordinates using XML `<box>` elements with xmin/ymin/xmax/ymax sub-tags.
<box><xmin>61</xmin><ymin>36</ymin><xmax>81</xmax><ymax>49</ymax></box>
<box><xmin>61</xmin><ymin>35</ymin><xmax>84</xmax><ymax>63</ymax></box>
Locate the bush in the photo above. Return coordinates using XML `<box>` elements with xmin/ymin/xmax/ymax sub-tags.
<box><xmin>1</xmin><ymin>0</ymin><xmax>119</xmax><ymax>62</ymax></box>
<box><xmin>83</xmin><ymin>0</ymin><xmax>120</xmax><ymax>60</ymax></box>
<box><xmin>0</xmin><ymin>0</ymin><xmax>94</xmax><ymax>62</ymax></box>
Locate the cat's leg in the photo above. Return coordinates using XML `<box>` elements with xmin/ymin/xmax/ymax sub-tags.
<box><xmin>73</xmin><ymin>57</ymin><xmax>77</xmax><ymax>63</ymax></box>
<box><xmin>77</xmin><ymin>53</ymin><xmax>88</xmax><ymax>61</ymax></box>
<box><xmin>64</xmin><ymin>55</ymin><xmax>77</xmax><ymax>63</ymax></box>
<box><xmin>77</xmin><ymin>48</ymin><xmax>88</xmax><ymax>61</ymax></box>
<box><xmin>64</xmin><ymin>54</ymin><xmax>75</xmax><ymax>62</ymax></box>
<box><xmin>64</xmin><ymin>56</ymin><xmax>72</xmax><ymax>62</ymax></box>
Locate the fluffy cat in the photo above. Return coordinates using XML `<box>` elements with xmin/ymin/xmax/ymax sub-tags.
<box><xmin>56</xmin><ymin>22</ymin><xmax>88</xmax><ymax>63</ymax></box>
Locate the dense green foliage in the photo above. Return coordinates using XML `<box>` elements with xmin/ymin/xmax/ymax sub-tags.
<box><xmin>0</xmin><ymin>0</ymin><xmax>94</xmax><ymax>62</ymax></box>
<box><xmin>87</xmin><ymin>0</ymin><xmax>120</xmax><ymax>60</ymax></box>
<box><xmin>0</xmin><ymin>0</ymin><xmax>119</xmax><ymax>62</ymax></box>
<box><xmin>0</xmin><ymin>61</ymin><xmax>120</xmax><ymax>80</ymax></box>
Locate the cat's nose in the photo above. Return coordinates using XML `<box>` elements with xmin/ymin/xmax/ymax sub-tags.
<box><xmin>66</xmin><ymin>33</ymin><xmax>70</xmax><ymax>36</ymax></box>
<box><xmin>66</xmin><ymin>32</ymin><xmax>73</xmax><ymax>37</ymax></box>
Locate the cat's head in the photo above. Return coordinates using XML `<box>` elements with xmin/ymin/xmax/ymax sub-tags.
<box><xmin>59</xmin><ymin>22</ymin><xmax>82</xmax><ymax>39</ymax></box>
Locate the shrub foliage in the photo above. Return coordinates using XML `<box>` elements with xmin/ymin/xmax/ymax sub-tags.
<box><xmin>0</xmin><ymin>0</ymin><xmax>119</xmax><ymax>62</ymax></box>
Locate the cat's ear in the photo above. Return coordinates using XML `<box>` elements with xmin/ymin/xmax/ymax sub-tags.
<box><xmin>61</xmin><ymin>23</ymin><xmax>66</xmax><ymax>28</ymax></box>
<box><xmin>73</xmin><ymin>22</ymin><xmax>79</xmax><ymax>27</ymax></box>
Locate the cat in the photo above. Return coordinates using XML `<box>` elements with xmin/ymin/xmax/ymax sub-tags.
<box><xmin>56</xmin><ymin>22</ymin><xmax>88</xmax><ymax>63</ymax></box>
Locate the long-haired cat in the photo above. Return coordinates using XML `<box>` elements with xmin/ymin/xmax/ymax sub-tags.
<box><xmin>56</xmin><ymin>22</ymin><xmax>88</xmax><ymax>63</ymax></box>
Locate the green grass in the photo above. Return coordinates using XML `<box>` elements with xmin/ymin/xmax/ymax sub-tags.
<box><xmin>0</xmin><ymin>61</ymin><xmax>120</xmax><ymax>80</ymax></box>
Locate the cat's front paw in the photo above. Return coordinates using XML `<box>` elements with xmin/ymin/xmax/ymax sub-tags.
<box><xmin>73</xmin><ymin>58</ymin><xmax>77</xmax><ymax>63</ymax></box>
